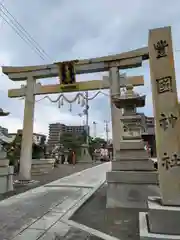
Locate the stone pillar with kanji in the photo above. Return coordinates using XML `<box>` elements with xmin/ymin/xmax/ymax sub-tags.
<box><xmin>149</xmin><ymin>26</ymin><xmax>180</xmax><ymax>206</ymax></box>
<box><xmin>139</xmin><ymin>26</ymin><xmax>180</xmax><ymax>239</ymax></box>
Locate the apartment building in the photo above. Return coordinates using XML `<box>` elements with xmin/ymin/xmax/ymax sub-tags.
<box><xmin>47</xmin><ymin>123</ymin><xmax>89</xmax><ymax>151</ymax></box>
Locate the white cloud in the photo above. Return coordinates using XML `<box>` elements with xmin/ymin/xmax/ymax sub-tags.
<box><xmin>0</xmin><ymin>116</ymin><xmax>22</xmax><ymax>133</ymax></box>
<box><xmin>0</xmin><ymin>0</ymin><xmax>180</xmax><ymax>139</ymax></box>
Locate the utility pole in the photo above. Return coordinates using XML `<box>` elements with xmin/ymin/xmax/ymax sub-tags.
<box><xmin>78</xmin><ymin>92</ymin><xmax>89</xmax><ymax>146</ymax></box>
<box><xmin>104</xmin><ymin>120</ymin><xmax>109</xmax><ymax>143</ymax></box>
<box><xmin>84</xmin><ymin>91</ymin><xmax>89</xmax><ymax>146</ymax></box>
<box><xmin>93</xmin><ymin>121</ymin><xmax>97</xmax><ymax>138</ymax></box>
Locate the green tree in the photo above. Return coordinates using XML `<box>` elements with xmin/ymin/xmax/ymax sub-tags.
<box><xmin>60</xmin><ymin>132</ymin><xmax>85</xmax><ymax>154</ymax></box>
<box><xmin>32</xmin><ymin>136</ymin><xmax>46</xmax><ymax>159</ymax></box>
<box><xmin>3</xmin><ymin>132</ymin><xmax>22</xmax><ymax>166</ymax></box>
<box><xmin>5</xmin><ymin>131</ymin><xmax>47</xmax><ymax>162</ymax></box>
<box><xmin>88</xmin><ymin>137</ymin><xmax>106</xmax><ymax>156</ymax></box>
<box><xmin>89</xmin><ymin>137</ymin><xmax>106</xmax><ymax>148</ymax></box>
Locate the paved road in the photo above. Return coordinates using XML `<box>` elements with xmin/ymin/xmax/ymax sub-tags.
<box><xmin>0</xmin><ymin>163</ymin><xmax>101</xmax><ymax>201</ymax></box>
<box><xmin>0</xmin><ymin>162</ymin><xmax>111</xmax><ymax>240</ymax></box>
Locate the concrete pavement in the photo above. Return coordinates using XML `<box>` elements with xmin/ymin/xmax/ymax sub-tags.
<box><xmin>0</xmin><ymin>162</ymin><xmax>112</xmax><ymax>240</ymax></box>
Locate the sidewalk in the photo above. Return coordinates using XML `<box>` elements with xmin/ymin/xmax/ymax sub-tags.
<box><xmin>1</xmin><ymin>163</ymin><xmax>101</xmax><ymax>201</ymax></box>
<box><xmin>0</xmin><ymin>162</ymin><xmax>111</xmax><ymax>240</ymax></box>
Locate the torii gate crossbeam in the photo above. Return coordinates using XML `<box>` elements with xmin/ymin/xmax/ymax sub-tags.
<box><xmin>2</xmin><ymin>46</ymin><xmax>147</xmax><ymax>182</ymax></box>
<box><xmin>3</xmin><ymin>46</ymin><xmax>149</xmax><ymax>80</ymax></box>
<box><xmin>8</xmin><ymin>75</ymin><xmax>144</xmax><ymax>98</ymax></box>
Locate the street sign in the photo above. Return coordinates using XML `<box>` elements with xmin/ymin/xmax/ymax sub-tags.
<box><xmin>57</xmin><ymin>60</ymin><xmax>77</xmax><ymax>85</ymax></box>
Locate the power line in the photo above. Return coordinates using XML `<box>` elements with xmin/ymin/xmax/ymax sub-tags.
<box><xmin>0</xmin><ymin>3</ymin><xmax>52</xmax><ymax>61</ymax></box>
<box><xmin>0</xmin><ymin>13</ymin><xmax>45</xmax><ymax>60</ymax></box>
<box><xmin>0</xmin><ymin>2</ymin><xmax>52</xmax><ymax>61</ymax></box>
<box><xmin>1</xmin><ymin>3</ymin><xmax>180</xmax><ymax>63</ymax></box>
<box><xmin>0</xmin><ymin>5</ymin><xmax>46</xmax><ymax>60</ymax></box>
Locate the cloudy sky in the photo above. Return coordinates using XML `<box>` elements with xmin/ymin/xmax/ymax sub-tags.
<box><xmin>0</xmin><ymin>0</ymin><xmax>180</xmax><ymax>139</ymax></box>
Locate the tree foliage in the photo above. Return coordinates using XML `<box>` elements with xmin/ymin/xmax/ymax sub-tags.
<box><xmin>2</xmin><ymin>132</ymin><xmax>22</xmax><ymax>165</ymax></box>
<box><xmin>88</xmin><ymin>137</ymin><xmax>106</xmax><ymax>156</ymax></box>
<box><xmin>89</xmin><ymin>137</ymin><xmax>106</xmax><ymax>148</ymax></box>
<box><xmin>59</xmin><ymin>132</ymin><xmax>107</xmax><ymax>157</ymax></box>
<box><xmin>3</xmin><ymin>131</ymin><xmax>47</xmax><ymax>165</ymax></box>
<box><xmin>60</xmin><ymin>132</ymin><xmax>85</xmax><ymax>153</ymax></box>
<box><xmin>32</xmin><ymin>135</ymin><xmax>46</xmax><ymax>159</ymax></box>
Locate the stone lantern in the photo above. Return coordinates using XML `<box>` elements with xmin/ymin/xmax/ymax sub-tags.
<box><xmin>0</xmin><ymin>109</ymin><xmax>14</xmax><ymax>193</ymax></box>
<box><xmin>106</xmin><ymin>85</ymin><xmax>159</xmax><ymax>209</ymax></box>
<box><xmin>113</xmin><ymin>84</ymin><xmax>145</xmax><ymax>139</ymax></box>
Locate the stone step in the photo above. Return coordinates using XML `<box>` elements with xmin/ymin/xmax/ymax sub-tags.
<box><xmin>120</xmin><ymin>115</ymin><xmax>142</xmax><ymax>120</ymax></box>
<box><xmin>123</xmin><ymin>135</ymin><xmax>142</xmax><ymax>140</ymax></box>
<box><xmin>116</xmin><ymin>149</ymin><xmax>149</xmax><ymax>159</ymax></box>
<box><xmin>31</xmin><ymin>159</ymin><xmax>55</xmax><ymax>175</ymax></box>
<box><xmin>32</xmin><ymin>159</ymin><xmax>55</xmax><ymax>164</ymax></box>
<box><xmin>119</xmin><ymin>140</ymin><xmax>145</xmax><ymax>150</ymax></box>
<box><xmin>32</xmin><ymin>163</ymin><xmax>54</xmax><ymax>169</ymax></box>
<box><xmin>0</xmin><ymin>159</ymin><xmax>9</xmax><ymax>167</ymax></box>
<box><xmin>106</xmin><ymin>170</ymin><xmax>158</xmax><ymax>184</ymax></box>
<box><xmin>116</xmin><ymin>157</ymin><xmax>150</xmax><ymax>161</ymax></box>
<box><xmin>112</xmin><ymin>160</ymin><xmax>155</xmax><ymax>171</ymax></box>
<box><xmin>147</xmin><ymin>197</ymin><xmax>180</xmax><ymax>235</ymax></box>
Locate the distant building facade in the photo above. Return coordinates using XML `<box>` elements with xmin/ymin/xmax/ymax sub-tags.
<box><xmin>32</xmin><ymin>133</ymin><xmax>46</xmax><ymax>145</ymax></box>
<box><xmin>47</xmin><ymin>123</ymin><xmax>89</xmax><ymax>151</ymax></box>
<box><xmin>9</xmin><ymin>130</ymin><xmax>46</xmax><ymax>145</ymax></box>
<box><xmin>139</xmin><ymin>114</ymin><xmax>155</xmax><ymax>135</ymax></box>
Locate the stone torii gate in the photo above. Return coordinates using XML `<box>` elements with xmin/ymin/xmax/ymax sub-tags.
<box><xmin>2</xmin><ymin>47</ymin><xmax>147</xmax><ymax>181</ymax></box>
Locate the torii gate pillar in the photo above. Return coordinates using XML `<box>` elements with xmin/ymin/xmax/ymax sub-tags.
<box><xmin>19</xmin><ymin>76</ymin><xmax>35</xmax><ymax>181</ymax></box>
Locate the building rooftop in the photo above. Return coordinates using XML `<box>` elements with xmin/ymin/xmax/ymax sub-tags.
<box><xmin>9</xmin><ymin>130</ymin><xmax>46</xmax><ymax>137</ymax></box>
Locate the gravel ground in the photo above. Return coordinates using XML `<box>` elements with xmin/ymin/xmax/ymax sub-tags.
<box><xmin>0</xmin><ymin>163</ymin><xmax>100</xmax><ymax>201</ymax></box>
<box><xmin>72</xmin><ymin>184</ymin><xmax>142</xmax><ymax>240</ymax></box>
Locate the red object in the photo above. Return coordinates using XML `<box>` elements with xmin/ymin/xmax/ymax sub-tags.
<box><xmin>72</xmin><ymin>151</ymin><xmax>76</xmax><ymax>165</ymax></box>
<box><xmin>146</xmin><ymin>143</ymin><xmax>149</xmax><ymax>151</ymax></box>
